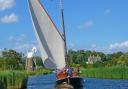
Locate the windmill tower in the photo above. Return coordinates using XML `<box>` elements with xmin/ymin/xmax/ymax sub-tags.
<box><xmin>26</xmin><ymin>47</ymin><xmax>37</xmax><ymax>71</ymax></box>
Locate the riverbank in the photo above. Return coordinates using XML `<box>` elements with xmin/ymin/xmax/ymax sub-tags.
<box><xmin>81</xmin><ymin>66</ymin><xmax>128</xmax><ymax>79</ymax></box>
<box><xmin>0</xmin><ymin>69</ymin><xmax>52</xmax><ymax>89</ymax></box>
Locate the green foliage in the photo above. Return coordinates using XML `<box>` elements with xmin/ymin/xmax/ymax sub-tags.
<box><xmin>67</xmin><ymin>50</ymin><xmax>128</xmax><ymax>68</ymax></box>
<box><xmin>0</xmin><ymin>70</ymin><xmax>28</xmax><ymax>89</ymax></box>
<box><xmin>81</xmin><ymin>66</ymin><xmax>128</xmax><ymax>79</ymax></box>
<box><xmin>2</xmin><ymin>49</ymin><xmax>22</xmax><ymax>61</ymax></box>
<box><xmin>0</xmin><ymin>69</ymin><xmax>52</xmax><ymax>89</ymax></box>
<box><xmin>1</xmin><ymin>48</ymin><xmax>128</xmax><ymax>70</ymax></box>
<box><xmin>80</xmin><ymin>62</ymin><xmax>87</xmax><ymax>68</ymax></box>
<box><xmin>35</xmin><ymin>56</ymin><xmax>44</xmax><ymax>68</ymax></box>
<box><xmin>0</xmin><ymin>49</ymin><xmax>24</xmax><ymax>70</ymax></box>
<box><xmin>93</xmin><ymin>61</ymin><xmax>104</xmax><ymax>68</ymax></box>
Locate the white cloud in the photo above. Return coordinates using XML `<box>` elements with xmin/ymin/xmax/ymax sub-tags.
<box><xmin>9</xmin><ymin>34</ymin><xmax>27</xmax><ymax>43</ymax></box>
<box><xmin>0</xmin><ymin>13</ymin><xmax>18</xmax><ymax>23</ymax></box>
<box><xmin>14</xmin><ymin>42</ymin><xmax>38</xmax><ymax>53</ymax></box>
<box><xmin>8</xmin><ymin>34</ymin><xmax>38</xmax><ymax>53</ymax></box>
<box><xmin>85</xmin><ymin>41</ymin><xmax>128</xmax><ymax>53</ymax></box>
<box><xmin>17</xmin><ymin>34</ymin><xmax>27</xmax><ymax>42</ymax></box>
<box><xmin>69</xmin><ymin>40</ymin><xmax>128</xmax><ymax>53</ymax></box>
<box><xmin>91</xmin><ymin>44</ymin><xmax>97</xmax><ymax>48</ymax></box>
<box><xmin>109</xmin><ymin>41</ymin><xmax>128</xmax><ymax>50</ymax></box>
<box><xmin>69</xmin><ymin>40</ymin><xmax>128</xmax><ymax>54</ymax></box>
<box><xmin>87</xmin><ymin>44</ymin><xmax>107</xmax><ymax>53</ymax></box>
<box><xmin>15</xmin><ymin>44</ymin><xmax>35</xmax><ymax>51</ymax></box>
<box><xmin>104</xmin><ymin>9</ymin><xmax>111</xmax><ymax>15</ymax></box>
<box><xmin>78</xmin><ymin>20</ymin><xmax>93</xmax><ymax>29</ymax></box>
<box><xmin>0</xmin><ymin>0</ymin><xmax>15</xmax><ymax>11</ymax></box>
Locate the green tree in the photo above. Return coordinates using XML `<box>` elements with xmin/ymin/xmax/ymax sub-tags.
<box><xmin>35</xmin><ymin>56</ymin><xmax>44</xmax><ymax>68</ymax></box>
<box><xmin>2</xmin><ymin>49</ymin><xmax>22</xmax><ymax>62</ymax></box>
<box><xmin>1</xmin><ymin>49</ymin><xmax>23</xmax><ymax>70</ymax></box>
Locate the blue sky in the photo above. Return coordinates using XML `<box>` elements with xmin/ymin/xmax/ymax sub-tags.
<box><xmin>0</xmin><ymin>0</ymin><xmax>128</xmax><ymax>54</ymax></box>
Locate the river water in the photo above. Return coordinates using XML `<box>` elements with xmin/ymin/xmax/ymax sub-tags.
<box><xmin>27</xmin><ymin>74</ymin><xmax>128</xmax><ymax>89</ymax></box>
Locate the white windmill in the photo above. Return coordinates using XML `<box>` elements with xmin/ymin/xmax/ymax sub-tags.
<box><xmin>26</xmin><ymin>47</ymin><xmax>37</xmax><ymax>71</ymax></box>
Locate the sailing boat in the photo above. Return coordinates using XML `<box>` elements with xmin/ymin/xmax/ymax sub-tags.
<box><xmin>28</xmin><ymin>0</ymin><xmax>83</xmax><ymax>88</ymax></box>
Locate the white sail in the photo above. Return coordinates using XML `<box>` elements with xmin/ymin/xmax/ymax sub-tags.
<box><xmin>28</xmin><ymin>0</ymin><xmax>66</xmax><ymax>69</ymax></box>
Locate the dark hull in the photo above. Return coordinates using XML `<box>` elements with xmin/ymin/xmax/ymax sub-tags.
<box><xmin>56</xmin><ymin>77</ymin><xmax>83</xmax><ymax>89</ymax></box>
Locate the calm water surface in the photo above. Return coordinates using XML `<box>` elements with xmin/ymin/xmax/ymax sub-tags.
<box><xmin>27</xmin><ymin>74</ymin><xmax>128</xmax><ymax>89</ymax></box>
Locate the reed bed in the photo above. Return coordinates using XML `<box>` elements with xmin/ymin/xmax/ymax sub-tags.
<box><xmin>0</xmin><ymin>70</ymin><xmax>27</xmax><ymax>89</ymax></box>
<box><xmin>81</xmin><ymin>66</ymin><xmax>128</xmax><ymax>79</ymax></box>
<box><xmin>0</xmin><ymin>69</ymin><xmax>52</xmax><ymax>89</ymax></box>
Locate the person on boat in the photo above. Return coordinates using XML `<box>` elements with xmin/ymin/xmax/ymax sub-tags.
<box><xmin>77</xmin><ymin>65</ymin><xmax>80</xmax><ymax>76</ymax></box>
<box><xmin>66</xmin><ymin>66</ymin><xmax>73</xmax><ymax>77</ymax></box>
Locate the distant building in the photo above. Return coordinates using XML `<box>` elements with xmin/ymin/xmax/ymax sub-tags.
<box><xmin>86</xmin><ymin>55</ymin><xmax>101</xmax><ymax>64</ymax></box>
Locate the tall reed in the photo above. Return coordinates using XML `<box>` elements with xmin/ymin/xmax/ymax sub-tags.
<box><xmin>0</xmin><ymin>69</ymin><xmax>52</xmax><ymax>89</ymax></box>
<box><xmin>81</xmin><ymin>66</ymin><xmax>128</xmax><ymax>79</ymax></box>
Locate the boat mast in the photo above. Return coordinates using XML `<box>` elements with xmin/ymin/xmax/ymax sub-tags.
<box><xmin>60</xmin><ymin>0</ymin><xmax>68</xmax><ymax>65</ymax></box>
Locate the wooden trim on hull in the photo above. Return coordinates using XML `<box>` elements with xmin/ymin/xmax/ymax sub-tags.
<box><xmin>56</xmin><ymin>77</ymin><xmax>83</xmax><ymax>89</ymax></box>
<box><xmin>57</xmin><ymin>72</ymin><xmax>78</xmax><ymax>80</ymax></box>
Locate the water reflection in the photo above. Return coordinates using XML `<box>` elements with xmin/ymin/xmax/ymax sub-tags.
<box><xmin>55</xmin><ymin>82</ymin><xmax>84</xmax><ymax>89</ymax></box>
<box><xmin>55</xmin><ymin>83</ymin><xmax>74</xmax><ymax>89</ymax></box>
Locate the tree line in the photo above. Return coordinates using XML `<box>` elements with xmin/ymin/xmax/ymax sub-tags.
<box><xmin>67</xmin><ymin>50</ymin><xmax>128</xmax><ymax>68</ymax></box>
<box><xmin>0</xmin><ymin>49</ymin><xmax>43</xmax><ymax>70</ymax></box>
<box><xmin>0</xmin><ymin>49</ymin><xmax>128</xmax><ymax>70</ymax></box>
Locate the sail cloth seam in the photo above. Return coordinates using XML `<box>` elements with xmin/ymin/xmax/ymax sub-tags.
<box><xmin>28</xmin><ymin>0</ymin><xmax>57</xmax><ymax>69</ymax></box>
<box><xmin>38</xmin><ymin>0</ymin><xmax>64</xmax><ymax>41</ymax></box>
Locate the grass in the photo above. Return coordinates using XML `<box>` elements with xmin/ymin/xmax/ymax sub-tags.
<box><xmin>81</xmin><ymin>66</ymin><xmax>128</xmax><ymax>79</ymax></box>
<box><xmin>0</xmin><ymin>69</ymin><xmax>52</xmax><ymax>89</ymax></box>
